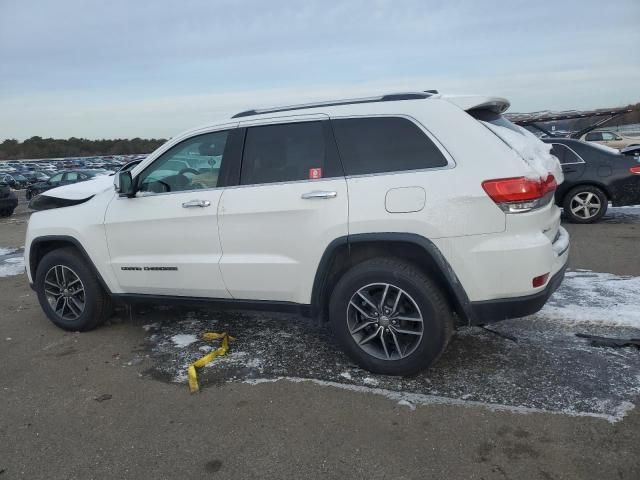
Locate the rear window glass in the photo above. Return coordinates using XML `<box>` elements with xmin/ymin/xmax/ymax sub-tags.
<box><xmin>550</xmin><ymin>144</ymin><xmax>584</xmax><ymax>164</ymax></box>
<box><xmin>241</xmin><ymin>121</ymin><xmax>340</xmax><ymax>185</ymax></box>
<box><xmin>469</xmin><ymin>109</ymin><xmax>522</xmax><ymax>134</ymax></box>
<box><xmin>469</xmin><ymin>108</ymin><xmax>560</xmax><ymax>179</ymax></box>
<box><xmin>331</xmin><ymin>117</ymin><xmax>448</xmax><ymax>176</ymax></box>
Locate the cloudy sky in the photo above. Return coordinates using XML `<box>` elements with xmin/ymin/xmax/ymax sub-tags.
<box><xmin>1</xmin><ymin>0</ymin><xmax>639</xmax><ymax>141</ymax></box>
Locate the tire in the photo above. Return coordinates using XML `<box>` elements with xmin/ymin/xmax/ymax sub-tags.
<box><xmin>0</xmin><ymin>208</ymin><xmax>12</xmax><ymax>217</ymax></box>
<box><xmin>26</xmin><ymin>190</ymin><xmax>32</xmax><ymax>200</ymax></box>
<box><xmin>35</xmin><ymin>247</ymin><xmax>112</xmax><ymax>331</ymax></box>
<box><xmin>329</xmin><ymin>257</ymin><xmax>453</xmax><ymax>376</ymax></box>
<box><xmin>562</xmin><ymin>185</ymin><xmax>608</xmax><ymax>224</ymax></box>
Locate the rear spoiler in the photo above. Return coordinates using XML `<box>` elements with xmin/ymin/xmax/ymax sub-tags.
<box><xmin>441</xmin><ymin>95</ymin><xmax>510</xmax><ymax>114</ymax></box>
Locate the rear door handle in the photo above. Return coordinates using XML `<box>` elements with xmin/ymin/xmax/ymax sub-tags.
<box><xmin>301</xmin><ymin>190</ymin><xmax>337</xmax><ymax>199</ymax></box>
<box><xmin>182</xmin><ymin>199</ymin><xmax>211</xmax><ymax>208</ymax></box>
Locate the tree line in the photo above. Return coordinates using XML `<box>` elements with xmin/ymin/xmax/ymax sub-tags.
<box><xmin>0</xmin><ymin>137</ymin><xmax>167</xmax><ymax>160</ymax></box>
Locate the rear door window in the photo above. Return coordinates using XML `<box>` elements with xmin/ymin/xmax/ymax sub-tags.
<box><xmin>586</xmin><ymin>132</ymin><xmax>603</xmax><ymax>141</ymax></box>
<box><xmin>331</xmin><ymin>117</ymin><xmax>448</xmax><ymax>176</ymax></box>
<box><xmin>240</xmin><ymin>121</ymin><xmax>341</xmax><ymax>185</ymax></box>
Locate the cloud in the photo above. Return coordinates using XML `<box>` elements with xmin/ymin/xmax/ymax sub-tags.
<box><xmin>0</xmin><ymin>0</ymin><xmax>638</xmax><ymax>139</ymax></box>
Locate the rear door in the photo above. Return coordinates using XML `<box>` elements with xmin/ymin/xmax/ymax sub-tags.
<box><xmin>217</xmin><ymin>116</ymin><xmax>348</xmax><ymax>304</ymax></box>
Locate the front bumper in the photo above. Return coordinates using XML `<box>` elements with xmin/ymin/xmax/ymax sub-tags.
<box><xmin>468</xmin><ymin>263</ymin><xmax>567</xmax><ymax>325</ymax></box>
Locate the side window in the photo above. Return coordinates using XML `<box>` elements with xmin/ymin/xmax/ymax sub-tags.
<box><xmin>602</xmin><ymin>132</ymin><xmax>616</xmax><ymax>141</ymax></box>
<box><xmin>138</xmin><ymin>131</ymin><xmax>229</xmax><ymax>193</ymax></box>
<box><xmin>65</xmin><ymin>172</ymin><xmax>79</xmax><ymax>182</ymax></box>
<box><xmin>240</xmin><ymin>121</ymin><xmax>338</xmax><ymax>185</ymax></box>
<box><xmin>586</xmin><ymin>132</ymin><xmax>602</xmax><ymax>141</ymax></box>
<box><xmin>49</xmin><ymin>173</ymin><xmax>63</xmax><ymax>183</ymax></box>
<box><xmin>332</xmin><ymin>117</ymin><xmax>448</xmax><ymax>176</ymax></box>
<box><xmin>551</xmin><ymin>144</ymin><xmax>584</xmax><ymax>165</ymax></box>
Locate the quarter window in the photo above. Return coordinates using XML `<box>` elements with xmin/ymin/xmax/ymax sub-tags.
<box><xmin>550</xmin><ymin>144</ymin><xmax>584</xmax><ymax>165</ymax></box>
<box><xmin>138</xmin><ymin>131</ymin><xmax>229</xmax><ymax>193</ymax></box>
<box><xmin>331</xmin><ymin>117</ymin><xmax>448</xmax><ymax>176</ymax></box>
<box><xmin>240</xmin><ymin>121</ymin><xmax>338</xmax><ymax>185</ymax></box>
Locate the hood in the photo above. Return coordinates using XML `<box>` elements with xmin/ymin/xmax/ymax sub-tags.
<box><xmin>43</xmin><ymin>174</ymin><xmax>114</xmax><ymax>200</ymax></box>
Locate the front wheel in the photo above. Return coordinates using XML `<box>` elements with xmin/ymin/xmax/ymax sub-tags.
<box><xmin>562</xmin><ymin>185</ymin><xmax>608</xmax><ymax>224</ymax></box>
<box><xmin>35</xmin><ymin>247</ymin><xmax>112</xmax><ymax>331</ymax></box>
<box><xmin>329</xmin><ymin>257</ymin><xmax>453</xmax><ymax>376</ymax></box>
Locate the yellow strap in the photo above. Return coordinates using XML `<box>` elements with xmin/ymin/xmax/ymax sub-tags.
<box><xmin>187</xmin><ymin>332</ymin><xmax>233</xmax><ymax>393</ymax></box>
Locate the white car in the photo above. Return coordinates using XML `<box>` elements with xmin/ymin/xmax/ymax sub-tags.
<box><xmin>24</xmin><ymin>91</ymin><xmax>569</xmax><ymax>375</ymax></box>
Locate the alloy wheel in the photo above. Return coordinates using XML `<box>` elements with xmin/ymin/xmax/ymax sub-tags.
<box><xmin>43</xmin><ymin>265</ymin><xmax>86</xmax><ymax>321</ymax></box>
<box><xmin>346</xmin><ymin>283</ymin><xmax>424</xmax><ymax>360</ymax></box>
<box><xmin>570</xmin><ymin>192</ymin><xmax>601</xmax><ymax>220</ymax></box>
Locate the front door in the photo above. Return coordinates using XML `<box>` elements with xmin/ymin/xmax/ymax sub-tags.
<box><xmin>104</xmin><ymin>127</ymin><xmax>240</xmax><ymax>297</ymax></box>
<box><xmin>218</xmin><ymin>117</ymin><xmax>348</xmax><ymax>304</ymax></box>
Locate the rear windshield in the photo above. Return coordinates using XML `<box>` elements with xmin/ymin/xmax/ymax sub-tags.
<box><xmin>469</xmin><ymin>109</ymin><xmax>522</xmax><ymax>134</ymax></box>
<box><xmin>469</xmin><ymin>108</ymin><xmax>560</xmax><ymax>180</ymax></box>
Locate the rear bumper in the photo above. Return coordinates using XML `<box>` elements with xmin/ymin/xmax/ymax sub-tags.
<box><xmin>469</xmin><ymin>263</ymin><xmax>567</xmax><ymax>325</ymax></box>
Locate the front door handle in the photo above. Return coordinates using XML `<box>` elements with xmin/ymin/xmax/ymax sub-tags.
<box><xmin>182</xmin><ymin>199</ymin><xmax>211</xmax><ymax>208</ymax></box>
<box><xmin>301</xmin><ymin>190</ymin><xmax>337</xmax><ymax>200</ymax></box>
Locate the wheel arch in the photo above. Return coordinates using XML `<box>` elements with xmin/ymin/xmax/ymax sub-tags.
<box><xmin>29</xmin><ymin>235</ymin><xmax>112</xmax><ymax>294</ymax></box>
<box><xmin>310</xmin><ymin>233</ymin><xmax>474</xmax><ymax>325</ymax></box>
<box><xmin>559</xmin><ymin>181</ymin><xmax>611</xmax><ymax>205</ymax></box>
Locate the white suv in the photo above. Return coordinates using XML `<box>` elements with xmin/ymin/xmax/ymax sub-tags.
<box><xmin>25</xmin><ymin>91</ymin><xmax>569</xmax><ymax>375</ymax></box>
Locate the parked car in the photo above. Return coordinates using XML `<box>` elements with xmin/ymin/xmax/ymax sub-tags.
<box><xmin>0</xmin><ymin>173</ymin><xmax>29</xmax><ymax>189</ymax></box>
<box><xmin>26</xmin><ymin>169</ymin><xmax>109</xmax><ymax>200</ymax></box>
<box><xmin>0</xmin><ymin>184</ymin><xmax>18</xmax><ymax>217</ymax></box>
<box><xmin>543</xmin><ymin>138</ymin><xmax>640</xmax><ymax>223</ymax></box>
<box><xmin>580</xmin><ymin>130</ymin><xmax>640</xmax><ymax>150</ymax></box>
<box><xmin>25</xmin><ymin>91</ymin><xmax>568</xmax><ymax>375</ymax></box>
<box><xmin>22</xmin><ymin>171</ymin><xmax>51</xmax><ymax>185</ymax></box>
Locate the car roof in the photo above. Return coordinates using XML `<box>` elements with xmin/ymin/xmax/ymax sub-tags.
<box><xmin>174</xmin><ymin>91</ymin><xmax>511</xmax><ymax>140</ymax></box>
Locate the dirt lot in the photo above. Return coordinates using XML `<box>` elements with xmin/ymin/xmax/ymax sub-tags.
<box><xmin>0</xmin><ymin>200</ymin><xmax>639</xmax><ymax>479</ymax></box>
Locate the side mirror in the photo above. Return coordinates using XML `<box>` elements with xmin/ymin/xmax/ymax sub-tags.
<box><xmin>115</xmin><ymin>170</ymin><xmax>136</xmax><ymax>197</ymax></box>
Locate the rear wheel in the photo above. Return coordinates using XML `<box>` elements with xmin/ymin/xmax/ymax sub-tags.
<box><xmin>562</xmin><ymin>185</ymin><xmax>608</xmax><ymax>224</ymax></box>
<box><xmin>0</xmin><ymin>208</ymin><xmax>13</xmax><ymax>217</ymax></box>
<box><xmin>35</xmin><ymin>247</ymin><xmax>112</xmax><ymax>331</ymax></box>
<box><xmin>329</xmin><ymin>257</ymin><xmax>453</xmax><ymax>376</ymax></box>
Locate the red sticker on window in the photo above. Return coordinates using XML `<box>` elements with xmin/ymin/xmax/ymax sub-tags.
<box><xmin>309</xmin><ymin>167</ymin><xmax>322</xmax><ymax>179</ymax></box>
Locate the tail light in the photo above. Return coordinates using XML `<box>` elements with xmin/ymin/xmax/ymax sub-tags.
<box><xmin>630</xmin><ymin>166</ymin><xmax>640</xmax><ymax>175</ymax></box>
<box><xmin>482</xmin><ymin>174</ymin><xmax>557</xmax><ymax>213</ymax></box>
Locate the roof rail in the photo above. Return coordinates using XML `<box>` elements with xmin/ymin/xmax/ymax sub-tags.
<box><xmin>231</xmin><ymin>91</ymin><xmax>435</xmax><ymax>119</ymax></box>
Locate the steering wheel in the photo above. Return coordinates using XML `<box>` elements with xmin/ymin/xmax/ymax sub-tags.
<box><xmin>178</xmin><ymin>168</ymin><xmax>199</xmax><ymax>176</ymax></box>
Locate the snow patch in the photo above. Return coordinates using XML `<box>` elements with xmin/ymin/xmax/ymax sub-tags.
<box><xmin>244</xmin><ymin>377</ymin><xmax>634</xmax><ymax>423</ymax></box>
<box><xmin>170</xmin><ymin>334</ymin><xmax>198</xmax><ymax>348</ymax></box>
<box><xmin>540</xmin><ymin>270</ymin><xmax>640</xmax><ymax>328</ymax></box>
<box><xmin>0</xmin><ymin>256</ymin><xmax>25</xmax><ymax>277</ymax></box>
<box><xmin>339</xmin><ymin>371</ymin><xmax>353</xmax><ymax>380</ymax></box>
<box><xmin>398</xmin><ymin>399</ymin><xmax>416</xmax><ymax>410</ymax></box>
